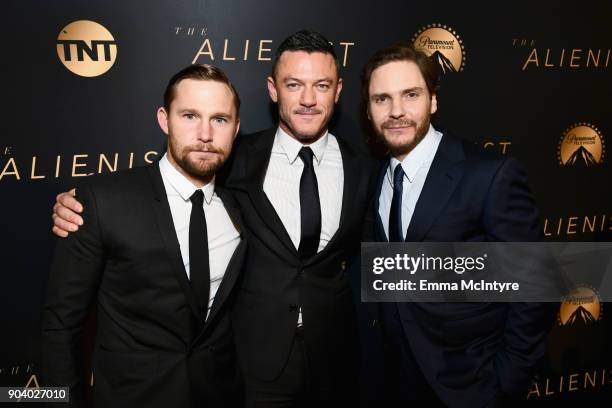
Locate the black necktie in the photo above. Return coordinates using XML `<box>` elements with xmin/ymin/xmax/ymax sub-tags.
<box><xmin>298</xmin><ymin>147</ymin><xmax>321</xmax><ymax>258</ymax></box>
<box><xmin>189</xmin><ymin>190</ymin><xmax>210</xmax><ymax>320</ymax></box>
<box><xmin>389</xmin><ymin>164</ymin><xmax>405</xmax><ymax>242</ymax></box>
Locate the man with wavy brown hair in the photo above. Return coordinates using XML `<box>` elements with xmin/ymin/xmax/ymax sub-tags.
<box><xmin>362</xmin><ymin>43</ymin><xmax>552</xmax><ymax>407</ymax></box>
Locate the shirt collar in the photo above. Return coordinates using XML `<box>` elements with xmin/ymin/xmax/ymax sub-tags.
<box><xmin>159</xmin><ymin>153</ymin><xmax>214</xmax><ymax>205</ymax></box>
<box><xmin>274</xmin><ymin>126</ymin><xmax>329</xmax><ymax>166</ymax></box>
<box><xmin>387</xmin><ymin>124</ymin><xmax>441</xmax><ymax>184</ymax></box>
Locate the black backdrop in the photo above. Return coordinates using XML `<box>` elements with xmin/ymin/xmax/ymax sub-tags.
<box><xmin>2</xmin><ymin>0</ymin><xmax>611</xmax><ymax>404</ymax></box>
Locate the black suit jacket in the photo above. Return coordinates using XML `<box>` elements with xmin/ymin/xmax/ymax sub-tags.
<box><xmin>41</xmin><ymin>163</ymin><xmax>247</xmax><ymax>408</ymax></box>
<box><xmin>221</xmin><ymin>128</ymin><xmax>376</xmax><ymax>384</ymax></box>
<box><xmin>369</xmin><ymin>133</ymin><xmax>553</xmax><ymax>407</ymax></box>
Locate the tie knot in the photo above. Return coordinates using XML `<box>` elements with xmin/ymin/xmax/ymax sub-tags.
<box><xmin>190</xmin><ymin>189</ymin><xmax>204</xmax><ymax>206</ymax></box>
<box><xmin>393</xmin><ymin>164</ymin><xmax>405</xmax><ymax>190</ymax></box>
<box><xmin>298</xmin><ymin>147</ymin><xmax>315</xmax><ymax>168</ymax></box>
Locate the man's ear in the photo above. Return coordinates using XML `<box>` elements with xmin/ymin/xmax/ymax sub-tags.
<box><xmin>334</xmin><ymin>77</ymin><xmax>343</xmax><ymax>103</ymax></box>
<box><xmin>267</xmin><ymin>76</ymin><xmax>278</xmax><ymax>103</ymax></box>
<box><xmin>234</xmin><ymin>119</ymin><xmax>240</xmax><ymax>139</ymax></box>
<box><xmin>430</xmin><ymin>93</ymin><xmax>438</xmax><ymax>115</ymax></box>
<box><xmin>157</xmin><ymin>107</ymin><xmax>169</xmax><ymax>135</ymax></box>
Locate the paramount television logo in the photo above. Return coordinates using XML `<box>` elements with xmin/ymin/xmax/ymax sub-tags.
<box><xmin>558</xmin><ymin>285</ymin><xmax>603</xmax><ymax>327</ymax></box>
<box><xmin>412</xmin><ymin>24</ymin><xmax>466</xmax><ymax>73</ymax></box>
<box><xmin>557</xmin><ymin>122</ymin><xmax>606</xmax><ymax>167</ymax></box>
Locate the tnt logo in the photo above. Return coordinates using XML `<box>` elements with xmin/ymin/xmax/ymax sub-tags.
<box><xmin>56</xmin><ymin>20</ymin><xmax>118</xmax><ymax>77</ymax></box>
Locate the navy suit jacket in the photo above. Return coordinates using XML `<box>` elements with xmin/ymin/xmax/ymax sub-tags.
<box><xmin>368</xmin><ymin>132</ymin><xmax>553</xmax><ymax>407</ymax></box>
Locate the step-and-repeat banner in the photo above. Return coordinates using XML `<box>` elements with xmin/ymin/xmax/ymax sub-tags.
<box><xmin>2</xmin><ymin>0</ymin><xmax>610</xmax><ymax>404</ymax></box>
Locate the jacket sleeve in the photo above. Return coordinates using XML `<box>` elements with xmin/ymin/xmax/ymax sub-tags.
<box><xmin>41</xmin><ymin>181</ymin><xmax>106</xmax><ymax>407</ymax></box>
<box><xmin>483</xmin><ymin>157</ymin><xmax>555</xmax><ymax>396</ymax></box>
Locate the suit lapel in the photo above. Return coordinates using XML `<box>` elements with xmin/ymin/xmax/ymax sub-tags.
<box><xmin>245</xmin><ymin>129</ymin><xmax>299</xmax><ymax>257</ymax></box>
<box><xmin>334</xmin><ymin>134</ymin><xmax>360</xmax><ymax>240</ymax></box>
<box><xmin>201</xmin><ymin>187</ymin><xmax>246</xmax><ymax>330</ymax></box>
<box><xmin>373</xmin><ymin>158</ymin><xmax>390</xmax><ymax>242</ymax></box>
<box><xmin>306</xmin><ymin>134</ymin><xmax>360</xmax><ymax>264</ymax></box>
<box><xmin>404</xmin><ymin>134</ymin><xmax>465</xmax><ymax>242</ymax></box>
<box><xmin>216</xmin><ymin>186</ymin><xmax>244</xmax><ymax>236</ymax></box>
<box><xmin>147</xmin><ymin>164</ymin><xmax>202</xmax><ymax>323</ymax></box>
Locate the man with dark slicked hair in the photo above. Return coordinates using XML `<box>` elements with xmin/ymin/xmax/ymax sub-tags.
<box><xmin>220</xmin><ymin>29</ymin><xmax>376</xmax><ymax>407</ymax></box>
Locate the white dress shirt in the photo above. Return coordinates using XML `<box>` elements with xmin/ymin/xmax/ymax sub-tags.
<box><xmin>263</xmin><ymin>127</ymin><xmax>344</xmax><ymax>325</ymax></box>
<box><xmin>378</xmin><ymin>125</ymin><xmax>443</xmax><ymax>240</ymax></box>
<box><xmin>159</xmin><ymin>153</ymin><xmax>240</xmax><ymax>318</ymax></box>
<box><xmin>263</xmin><ymin>127</ymin><xmax>344</xmax><ymax>253</ymax></box>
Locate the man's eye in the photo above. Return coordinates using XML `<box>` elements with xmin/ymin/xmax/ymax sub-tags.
<box><xmin>213</xmin><ymin>117</ymin><xmax>228</xmax><ymax>124</ymax></box>
<box><xmin>183</xmin><ymin>113</ymin><xmax>196</xmax><ymax>120</ymax></box>
<box><xmin>287</xmin><ymin>83</ymin><xmax>299</xmax><ymax>89</ymax></box>
<box><xmin>375</xmin><ymin>96</ymin><xmax>388</xmax><ymax>103</ymax></box>
<box><xmin>407</xmin><ymin>92</ymin><xmax>418</xmax><ymax>98</ymax></box>
<box><xmin>317</xmin><ymin>83</ymin><xmax>330</xmax><ymax>90</ymax></box>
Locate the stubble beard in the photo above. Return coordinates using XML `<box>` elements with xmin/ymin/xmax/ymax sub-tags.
<box><xmin>279</xmin><ymin>103</ymin><xmax>330</xmax><ymax>143</ymax></box>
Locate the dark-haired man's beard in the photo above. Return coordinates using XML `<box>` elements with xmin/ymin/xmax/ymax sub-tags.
<box><xmin>379</xmin><ymin>115</ymin><xmax>431</xmax><ymax>158</ymax></box>
<box><xmin>171</xmin><ymin>142</ymin><xmax>228</xmax><ymax>180</ymax></box>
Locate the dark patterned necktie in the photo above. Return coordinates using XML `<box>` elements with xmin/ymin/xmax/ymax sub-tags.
<box><xmin>389</xmin><ymin>164</ymin><xmax>405</xmax><ymax>242</ymax></box>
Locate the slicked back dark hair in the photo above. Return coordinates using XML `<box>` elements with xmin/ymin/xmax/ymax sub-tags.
<box><xmin>163</xmin><ymin>64</ymin><xmax>240</xmax><ymax>115</ymax></box>
<box><xmin>271</xmin><ymin>29</ymin><xmax>339</xmax><ymax>78</ymax></box>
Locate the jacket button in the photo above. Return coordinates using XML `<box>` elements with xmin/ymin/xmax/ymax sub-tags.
<box><xmin>208</xmin><ymin>345</ymin><xmax>216</xmax><ymax>352</ymax></box>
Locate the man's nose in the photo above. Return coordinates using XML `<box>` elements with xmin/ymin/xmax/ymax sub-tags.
<box><xmin>300</xmin><ymin>86</ymin><xmax>316</xmax><ymax>107</ymax></box>
<box><xmin>389</xmin><ymin>98</ymin><xmax>405</xmax><ymax>119</ymax></box>
<box><xmin>197</xmin><ymin>121</ymin><xmax>213</xmax><ymax>142</ymax></box>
